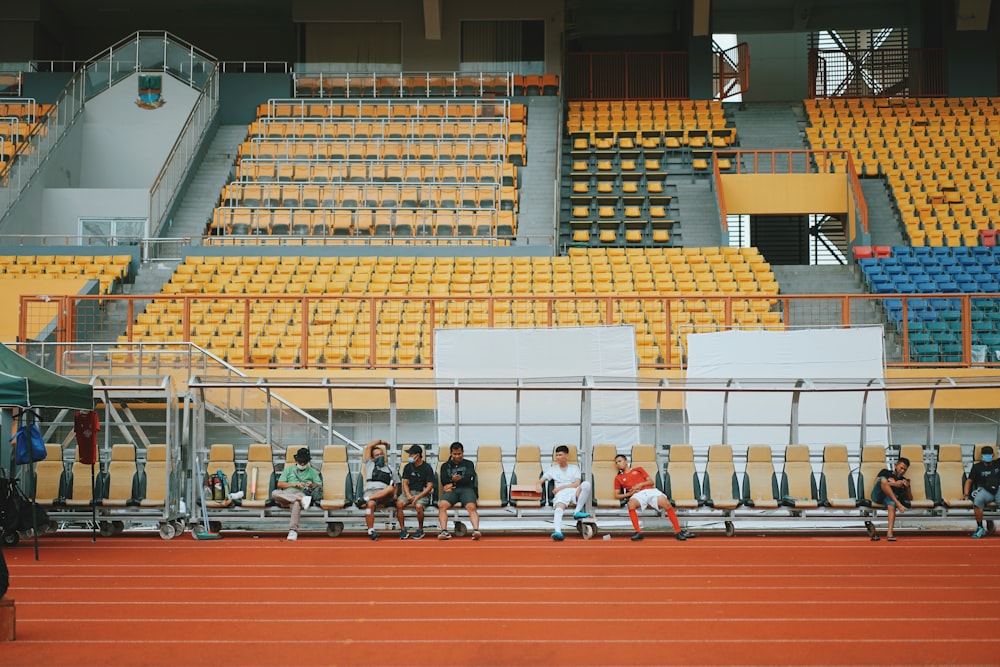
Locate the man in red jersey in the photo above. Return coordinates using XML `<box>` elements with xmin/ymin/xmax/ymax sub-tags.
<box><xmin>614</xmin><ymin>454</ymin><xmax>695</xmax><ymax>542</ymax></box>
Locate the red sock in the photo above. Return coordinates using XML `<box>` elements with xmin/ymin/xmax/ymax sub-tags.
<box><xmin>628</xmin><ymin>507</ymin><xmax>641</xmax><ymax>532</ymax></box>
<box><xmin>665</xmin><ymin>505</ymin><xmax>681</xmax><ymax>533</ymax></box>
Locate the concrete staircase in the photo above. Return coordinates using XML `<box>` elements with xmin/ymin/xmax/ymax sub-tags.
<box><xmin>859</xmin><ymin>178</ymin><xmax>905</xmax><ymax>248</ymax></box>
<box><xmin>730</xmin><ymin>102</ymin><xmax>807</xmax><ymax>170</ymax></box>
<box><xmin>674</xmin><ymin>181</ymin><xmax>721</xmax><ymax>247</ymax></box>
<box><xmin>514</xmin><ymin>97</ymin><xmax>559</xmax><ymax>249</ymax></box>
<box><xmin>771</xmin><ymin>264</ymin><xmax>875</xmax><ymax>328</ymax></box>
<box><xmin>166</xmin><ymin>124</ymin><xmax>247</xmax><ymax>239</ymax></box>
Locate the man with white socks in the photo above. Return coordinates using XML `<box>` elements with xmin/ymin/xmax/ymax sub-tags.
<box><xmin>535</xmin><ymin>445</ymin><xmax>592</xmax><ymax>541</ymax></box>
<box><xmin>273</xmin><ymin>447</ymin><xmax>321</xmax><ymax>541</ymax></box>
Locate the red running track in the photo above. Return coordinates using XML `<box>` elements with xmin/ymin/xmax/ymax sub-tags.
<box><xmin>0</xmin><ymin>532</ymin><xmax>995</xmax><ymax>666</ymax></box>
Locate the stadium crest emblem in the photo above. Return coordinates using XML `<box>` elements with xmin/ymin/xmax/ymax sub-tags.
<box><xmin>136</xmin><ymin>74</ymin><xmax>165</xmax><ymax>109</ymax></box>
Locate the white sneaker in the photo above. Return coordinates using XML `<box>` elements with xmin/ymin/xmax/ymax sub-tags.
<box><xmin>287</xmin><ymin>530</ymin><xmax>297</xmax><ymax>541</ymax></box>
<box><xmin>300</xmin><ymin>495</ymin><xmax>312</xmax><ymax>510</ymax></box>
<box><xmin>228</xmin><ymin>491</ymin><xmax>244</xmax><ymax>500</ymax></box>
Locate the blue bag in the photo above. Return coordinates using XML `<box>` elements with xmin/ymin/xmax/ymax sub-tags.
<box><xmin>12</xmin><ymin>423</ymin><xmax>47</xmax><ymax>465</ymax></box>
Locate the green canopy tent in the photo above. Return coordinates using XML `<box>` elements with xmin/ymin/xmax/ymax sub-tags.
<box><xmin>0</xmin><ymin>344</ymin><xmax>94</xmax><ymax>412</ymax></box>
<box><xmin>0</xmin><ymin>344</ymin><xmax>94</xmax><ymax>571</ymax></box>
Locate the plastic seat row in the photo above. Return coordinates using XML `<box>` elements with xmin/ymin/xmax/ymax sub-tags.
<box><xmin>234</xmin><ymin>160</ymin><xmax>513</xmax><ymax>187</ymax></box>
<box><xmin>194</xmin><ymin>442</ymin><xmax>999</xmax><ymax>525</ymax></box>
<box><xmin>209</xmin><ymin>208</ymin><xmax>511</xmax><ymax>239</ymax></box>
<box><xmin>220</xmin><ymin>182</ymin><xmax>510</xmax><ymax>210</ymax></box>
<box><xmin>805</xmin><ymin>96</ymin><xmax>1000</xmax><ymax>246</ymax></box>
<box><xmin>29</xmin><ymin>443</ymin><xmax>169</xmax><ymax>510</ymax></box>
<box><xmin>257</xmin><ymin>99</ymin><xmax>514</xmax><ymax>121</ymax></box>
<box><xmin>249</xmin><ymin>118</ymin><xmax>510</xmax><ymax>142</ymax></box>
<box><xmin>237</xmin><ymin>138</ymin><xmax>510</xmax><ymax>163</ymax></box>
<box><xmin>291</xmin><ymin>72</ymin><xmax>556</xmax><ymax>99</ymax></box>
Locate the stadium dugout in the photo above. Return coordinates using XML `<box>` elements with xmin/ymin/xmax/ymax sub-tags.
<box><xmin>0</xmin><ymin>0</ymin><xmax>998</xmax><ymax>545</ymax></box>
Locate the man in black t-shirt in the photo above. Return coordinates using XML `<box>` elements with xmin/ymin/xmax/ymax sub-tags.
<box><xmin>964</xmin><ymin>445</ymin><xmax>1000</xmax><ymax>539</ymax></box>
<box><xmin>869</xmin><ymin>457</ymin><xmax>911</xmax><ymax>542</ymax></box>
<box><xmin>396</xmin><ymin>445</ymin><xmax>435</xmax><ymax>540</ymax></box>
<box><xmin>437</xmin><ymin>441</ymin><xmax>481</xmax><ymax>541</ymax></box>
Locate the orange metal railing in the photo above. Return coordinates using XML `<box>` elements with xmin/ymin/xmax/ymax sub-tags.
<box><xmin>20</xmin><ymin>292</ymin><xmax>1000</xmax><ymax>372</ymax></box>
<box><xmin>714</xmin><ymin>149</ymin><xmax>869</xmax><ymax>238</ymax></box>
<box><xmin>564</xmin><ymin>51</ymin><xmax>689</xmax><ymax>100</ymax></box>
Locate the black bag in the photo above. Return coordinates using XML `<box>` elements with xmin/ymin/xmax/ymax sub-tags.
<box><xmin>370</xmin><ymin>467</ymin><xmax>392</xmax><ymax>486</ymax></box>
<box><xmin>0</xmin><ymin>477</ymin><xmax>20</xmax><ymax>536</ymax></box>
<box><xmin>0</xmin><ymin>476</ymin><xmax>49</xmax><ymax>535</ymax></box>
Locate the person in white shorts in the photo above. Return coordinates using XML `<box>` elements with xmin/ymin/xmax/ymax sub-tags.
<box><xmin>535</xmin><ymin>445</ymin><xmax>592</xmax><ymax>541</ymax></box>
<box><xmin>614</xmin><ymin>454</ymin><xmax>695</xmax><ymax>542</ymax></box>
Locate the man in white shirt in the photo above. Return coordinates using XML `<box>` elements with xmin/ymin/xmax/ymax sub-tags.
<box><xmin>535</xmin><ymin>445</ymin><xmax>592</xmax><ymax>541</ymax></box>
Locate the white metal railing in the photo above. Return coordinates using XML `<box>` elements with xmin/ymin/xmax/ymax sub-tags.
<box><xmin>1</xmin><ymin>32</ymin><xmax>220</xmax><ymax>228</ymax></box>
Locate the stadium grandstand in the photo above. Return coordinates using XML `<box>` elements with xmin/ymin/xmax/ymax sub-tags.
<box><xmin>0</xmin><ymin>1</ymin><xmax>999</xmax><ymax>663</ymax></box>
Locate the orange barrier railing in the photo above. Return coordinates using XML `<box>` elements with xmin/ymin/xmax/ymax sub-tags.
<box><xmin>713</xmin><ymin>42</ymin><xmax>749</xmax><ymax>100</ymax></box>
<box><xmin>564</xmin><ymin>52</ymin><xmax>689</xmax><ymax>100</ymax></box>
<box><xmin>716</xmin><ymin>149</ymin><xmax>869</xmax><ymax>237</ymax></box>
<box><xmin>808</xmin><ymin>48</ymin><xmax>946</xmax><ymax>98</ymax></box>
<box><xmin>21</xmin><ymin>292</ymin><xmax>1000</xmax><ymax>371</ymax></box>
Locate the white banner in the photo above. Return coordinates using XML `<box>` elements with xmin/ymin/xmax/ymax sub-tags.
<box><xmin>435</xmin><ymin>326</ymin><xmax>640</xmax><ymax>454</ymax></box>
<box><xmin>685</xmin><ymin>327</ymin><xmax>889</xmax><ymax>449</ymax></box>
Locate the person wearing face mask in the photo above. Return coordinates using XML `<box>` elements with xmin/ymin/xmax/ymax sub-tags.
<box><xmin>437</xmin><ymin>441</ymin><xmax>481</xmax><ymax>540</ymax></box>
<box><xmin>359</xmin><ymin>439</ymin><xmax>399</xmax><ymax>541</ymax></box>
<box><xmin>964</xmin><ymin>446</ymin><xmax>1000</xmax><ymax>539</ymax></box>
<box><xmin>273</xmin><ymin>447</ymin><xmax>322</xmax><ymax>542</ymax></box>
<box><xmin>395</xmin><ymin>445</ymin><xmax>435</xmax><ymax>540</ymax></box>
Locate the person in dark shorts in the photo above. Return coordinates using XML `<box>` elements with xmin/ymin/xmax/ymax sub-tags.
<box><xmin>396</xmin><ymin>444</ymin><xmax>434</xmax><ymax>540</ymax></box>
<box><xmin>359</xmin><ymin>439</ymin><xmax>399</xmax><ymax>541</ymax></box>
<box><xmin>869</xmin><ymin>457</ymin><xmax>910</xmax><ymax>542</ymax></box>
<box><xmin>437</xmin><ymin>441</ymin><xmax>481</xmax><ymax>541</ymax></box>
<box><xmin>964</xmin><ymin>446</ymin><xmax>1000</xmax><ymax>539</ymax></box>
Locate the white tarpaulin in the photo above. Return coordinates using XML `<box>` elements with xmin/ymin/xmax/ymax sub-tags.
<box><xmin>434</xmin><ymin>326</ymin><xmax>640</xmax><ymax>453</ymax></box>
<box><xmin>685</xmin><ymin>328</ymin><xmax>889</xmax><ymax>447</ymax></box>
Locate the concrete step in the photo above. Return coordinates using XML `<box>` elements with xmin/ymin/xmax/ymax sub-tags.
<box><xmin>772</xmin><ymin>265</ymin><xmax>865</xmax><ymax>295</ymax></box>
<box><xmin>859</xmin><ymin>177</ymin><xmax>905</xmax><ymax>247</ymax></box>
<box><xmin>674</xmin><ymin>181</ymin><xmax>721</xmax><ymax>246</ymax></box>
<box><xmin>166</xmin><ymin>125</ymin><xmax>247</xmax><ymax>238</ymax></box>
<box><xmin>516</xmin><ymin>97</ymin><xmax>559</xmax><ymax>248</ymax></box>
<box><xmin>730</xmin><ymin>102</ymin><xmax>807</xmax><ymax>151</ymax></box>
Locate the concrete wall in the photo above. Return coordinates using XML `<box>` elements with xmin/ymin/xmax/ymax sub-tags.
<box><xmin>739</xmin><ymin>32</ymin><xmax>810</xmax><ymax>101</ymax></box>
<box><xmin>4</xmin><ymin>72</ymin><xmax>199</xmax><ymax>236</ymax></box>
<box><xmin>292</xmin><ymin>0</ymin><xmax>564</xmax><ymax>73</ymax></box>
<box><xmin>80</xmin><ymin>73</ymin><xmax>199</xmax><ymax>187</ymax></box>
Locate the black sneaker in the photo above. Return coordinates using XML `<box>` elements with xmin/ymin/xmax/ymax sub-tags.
<box><xmin>412</xmin><ymin>529</ymin><xmax>425</xmax><ymax>540</ymax></box>
<box><xmin>355</xmin><ymin>498</ymin><xmax>366</xmax><ymax>509</ymax></box>
<box><xmin>678</xmin><ymin>529</ymin><xmax>696</xmax><ymax>539</ymax></box>
<box><xmin>368</xmin><ymin>529</ymin><xmax>379</xmax><ymax>541</ymax></box>
<box><xmin>674</xmin><ymin>531</ymin><xmax>688</xmax><ymax>541</ymax></box>
<box><xmin>631</xmin><ymin>531</ymin><xmax>644</xmax><ymax>541</ymax></box>
<box><xmin>399</xmin><ymin>529</ymin><xmax>410</xmax><ymax>540</ymax></box>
